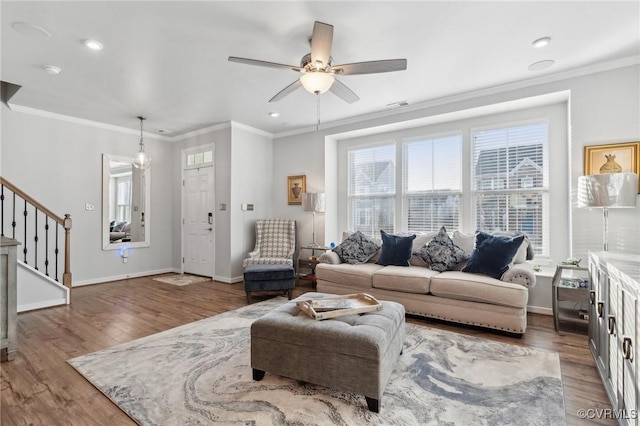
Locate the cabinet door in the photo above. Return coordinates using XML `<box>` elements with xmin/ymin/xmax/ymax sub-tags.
<box><xmin>608</xmin><ymin>277</ymin><xmax>621</xmax><ymax>409</ymax></box>
<box><xmin>621</xmin><ymin>283</ymin><xmax>638</xmax><ymax>425</ymax></box>
<box><xmin>597</xmin><ymin>268</ymin><xmax>610</xmax><ymax>372</ymax></box>
<box><xmin>589</xmin><ymin>261</ymin><xmax>600</xmax><ymax>357</ymax></box>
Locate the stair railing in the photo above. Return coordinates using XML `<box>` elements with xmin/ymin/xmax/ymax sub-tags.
<box><xmin>0</xmin><ymin>177</ymin><xmax>72</xmax><ymax>291</ymax></box>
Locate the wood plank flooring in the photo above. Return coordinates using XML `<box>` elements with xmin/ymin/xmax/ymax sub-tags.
<box><xmin>1</xmin><ymin>275</ymin><xmax>615</xmax><ymax>425</ymax></box>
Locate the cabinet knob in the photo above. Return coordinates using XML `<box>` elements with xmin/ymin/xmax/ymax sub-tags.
<box><xmin>589</xmin><ymin>290</ymin><xmax>596</xmax><ymax>304</ymax></box>
<box><xmin>607</xmin><ymin>315</ymin><xmax>616</xmax><ymax>335</ymax></box>
<box><xmin>622</xmin><ymin>336</ymin><xmax>633</xmax><ymax>361</ymax></box>
<box><xmin>597</xmin><ymin>301</ymin><xmax>604</xmax><ymax>318</ymax></box>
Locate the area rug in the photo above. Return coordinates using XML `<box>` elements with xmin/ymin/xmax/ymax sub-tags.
<box><xmin>68</xmin><ymin>297</ymin><xmax>565</xmax><ymax>425</ymax></box>
<box><xmin>152</xmin><ymin>274</ymin><xmax>210</xmax><ymax>286</ymax></box>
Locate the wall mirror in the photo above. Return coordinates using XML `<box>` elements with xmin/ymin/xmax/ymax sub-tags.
<box><xmin>102</xmin><ymin>154</ymin><xmax>151</xmax><ymax>250</ymax></box>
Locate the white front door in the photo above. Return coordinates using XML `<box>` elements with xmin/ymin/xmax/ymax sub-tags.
<box><xmin>183</xmin><ymin>166</ymin><xmax>215</xmax><ymax>277</ymax></box>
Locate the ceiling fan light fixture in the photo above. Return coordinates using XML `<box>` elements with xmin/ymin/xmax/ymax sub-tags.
<box><xmin>300</xmin><ymin>71</ymin><xmax>335</xmax><ymax>94</ymax></box>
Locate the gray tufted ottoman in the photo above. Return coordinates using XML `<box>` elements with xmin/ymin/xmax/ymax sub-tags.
<box><xmin>250</xmin><ymin>292</ymin><xmax>405</xmax><ymax>412</ymax></box>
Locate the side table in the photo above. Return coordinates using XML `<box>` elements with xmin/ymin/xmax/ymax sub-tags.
<box><xmin>297</xmin><ymin>246</ymin><xmax>330</xmax><ymax>287</ymax></box>
<box><xmin>552</xmin><ymin>264</ymin><xmax>589</xmax><ymax>333</ymax></box>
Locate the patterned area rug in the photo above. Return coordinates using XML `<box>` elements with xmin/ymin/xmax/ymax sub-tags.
<box><xmin>152</xmin><ymin>274</ymin><xmax>210</xmax><ymax>286</ymax></box>
<box><xmin>68</xmin><ymin>297</ymin><xmax>565</xmax><ymax>425</ymax></box>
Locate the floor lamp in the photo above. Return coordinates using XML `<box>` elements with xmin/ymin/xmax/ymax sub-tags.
<box><xmin>302</xmin><ymin>192</ymin><xmax>326</xmax><ymax>248</ymax></box>
<box><xmin>577</xmin><ymin>173</ymin><xmax>637</xmax><ymax>251</ymax></box>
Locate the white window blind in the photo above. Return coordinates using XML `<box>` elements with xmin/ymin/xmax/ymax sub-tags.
<box><xmin>471</xmin><ymin>122</ymin><xmax>549</xmax><ymax>255</ymax></box>
<box><xmin>347</xmin><ymin>143</ymin><xmax>395</xmax><ymax>238</ymax></box>
<box><xmin>403</xmin><ymin>135</ymin><xmax>462</xmax><ymax>233</ymax></box>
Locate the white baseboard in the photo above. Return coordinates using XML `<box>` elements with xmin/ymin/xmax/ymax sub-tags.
<box><xmin>73</xmin><ymin>268</ymin><xmax>179</xmax><ymax>287</ymax></box>
<box><xmin>214</xmin><ymin>275</ymin><xmax>244</xmax><ymax>284</ymax></box>
<box><xmin>18</xmin><ymin>298</ymin><xmax>67</xmax><ymax>313</ymax></box>
<box><xmin>527</xmin><ymin>305</ymin><xmax>552</xmax><ymax>315</ymax></box>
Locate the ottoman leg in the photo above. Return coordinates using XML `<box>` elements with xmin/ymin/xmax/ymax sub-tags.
<box><xmin>246</xmin><ymin>291</ymin><xmax>251</xmax><ymax>304</ymax></box>
<box><xmin>253</xmin><ymin>368</ymin><xmax>266</xmax><ymax>381</ymax></box>
<box><xmin>287</xmin><ymin>288</ymin><xmax>293</xmax><ymax>300</ymax></box>
<box><xmin>365</xmin><ymin>397</ymin><xmax>379</xmax><ymax>413</ymax></box>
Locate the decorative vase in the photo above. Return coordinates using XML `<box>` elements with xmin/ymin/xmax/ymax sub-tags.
<box><xmin>599</xmin><ymin>154</ymin><xmax>623</xmax><ymax>174</ymax></box>
<box><xmin>291</xmin><ymin>183</ymin><xmax>302</xmax><ymax>199</ymax></box>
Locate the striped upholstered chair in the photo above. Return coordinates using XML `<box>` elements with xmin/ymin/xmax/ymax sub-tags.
<box><xmin>242</xmin><ymin>219</ymin><xmax>296</xmax><ymax>268</ymax></box>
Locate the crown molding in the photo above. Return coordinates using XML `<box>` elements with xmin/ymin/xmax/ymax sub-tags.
<box><xmin>7</xmin><ymin>104</ymin><xmax>171</xmax><ymax>141</ymax></box>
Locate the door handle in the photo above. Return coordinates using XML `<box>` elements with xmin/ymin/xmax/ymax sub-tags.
<box><xmin>622</xmin><ymin>336</ymin><xmax>633</xmax><ymax>361</ymax></box>
<box><xmin>597</xmin><ymin>301</ymin><xmax>604</xmax><ymax>318</ymax></box>
<box><xmin>205</xmin><ymin>227</ymin><xmax>212</xmax><ymax>231</ymax></box>
<box><xmin>607</xmin><ymin>315</ymin><xmax>616</xmax><ymax>335</ymax></box>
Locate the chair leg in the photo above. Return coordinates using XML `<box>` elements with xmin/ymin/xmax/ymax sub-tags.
<box><xmin>246</xmin><ymin>291</ymin><xmax>251</xmax><ymax>304</ymax></box>
<box><xmin>365</xmin><ymin>397</ymin><xmax>379</xmax><ymax>413</ymax></box>
<box><xmin>253</xmin><ymin>369</ymin><xmax>265</xmax><ymax>381</ymax></box>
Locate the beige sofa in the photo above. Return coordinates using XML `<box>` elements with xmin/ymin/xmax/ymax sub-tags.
<box><xmin>315</xmin><ymin>231</ymin><xmax>535</xmax><ymax>335</ymax></box>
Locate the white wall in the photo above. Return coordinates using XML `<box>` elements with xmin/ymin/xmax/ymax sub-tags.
<box><xmin>0</xmin><ymin>107</ymin><xmax>174</xmax><ymax>285</ymax></box>
<box><xmin>230</xmin><ymin>125</ymin><xmax>273</xmax><ymax>280</ymax></box>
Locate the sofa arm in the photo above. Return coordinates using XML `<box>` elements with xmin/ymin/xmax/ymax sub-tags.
<box><xmin>319</xmin><ymin>251</ymin><xmax>342</xmax><ymax>264</ymax></box>
<box><xmin>501</xmin><ymin>263</ymin><xmax>536</xmax><ymax>288</ymax></box>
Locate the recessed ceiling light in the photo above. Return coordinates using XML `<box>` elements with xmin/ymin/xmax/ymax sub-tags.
<box><xmin>528</xmin><ymin>60</ymin><xmax>555</xmax><ymax>72</ymax></box>
<box><xmin>532</xmin><ymin>37</ymin><xmax>551</xmax><ymax>48</ymax></box>
<box><xmin>11</xmin><ymin>21</ymin><xmax>51</xmax><ymax>39</ymax></box>
<box><xmin>43</xmin><ymin>65</ymin><xmax>61</xmax><ymax>75</ymax></box>
<box><xmin>269</xmin><ymin>112</ymin><xmax>280</xmax><ymax>118</ymax></box>
<box><xmin>83</xmin><ymin>39</ymin><xmax>103</xmax><ymax>50</ymax></box>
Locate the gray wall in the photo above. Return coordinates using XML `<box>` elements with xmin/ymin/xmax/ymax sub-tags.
<box><xmin>0</xmin><ymin>107</ymin><xmax>174</xmax><ymax>285</ymax></box>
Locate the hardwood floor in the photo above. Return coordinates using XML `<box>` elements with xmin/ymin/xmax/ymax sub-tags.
<box><xmin>1</xmin><ymin>275</ymin><xmax>615</xmax><ymax>425</ymax></box>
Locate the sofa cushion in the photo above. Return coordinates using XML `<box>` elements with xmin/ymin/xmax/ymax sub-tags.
<box><xmin>414</xmin><ymin>227</ymin><xmax>468</xmax><ymax>272</ymax></box>
<box><xmin>372</xmin><ymin>266</ymin><xmax>438</xmax><ymax>294</ymax></box>
<box><xmin>429</xmin><ymin>271</ymin><xmax>528</xmax><ymax>308</ymax></box>
<box><xmin>333</xmin><ymin>231</ymin><xmax>380</xmax><ymax>264</ymax></box>
<box><xmin>462</xmin><ymin>232</ymin><xmax>525</xmax><ymax>279</ymax></box>
<box><xmin>315</xmin><ymin>263</ymin><xmax>383</xmax><ymax>289</ymax></box>
<box><xmin>452</xmin><ymin>231</ymin><xmax>476</xmax><ymax>256</ymax></box>
<box><xmin>376</xmin><ymin>230</ymin><xmax>416</xmax><ymax>267</ymax></box>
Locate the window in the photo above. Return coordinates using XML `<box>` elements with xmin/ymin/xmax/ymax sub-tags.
<box><xmin>403</xmin><ymin>135</ymin><xmax>462</xmax><ymax>233</ymax></box>
<box><xmin>347</xmin><ymin>143</ymin><xmax>395</xmax><ymax>238</ymax></box>
<box><xmin>471</xmin><ymin>122</ymin><xmax>549</xmax><ymax>255</ymax></box>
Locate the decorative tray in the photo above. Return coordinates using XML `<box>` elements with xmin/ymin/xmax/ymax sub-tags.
<box><xmin>297</xmin><ymin>293</ymin><xmax>383</xmax><ymax>320</ymax></box>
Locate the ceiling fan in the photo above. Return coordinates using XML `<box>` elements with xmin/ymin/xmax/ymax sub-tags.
<box><xmin>228</xmin><ymin>21</ymin><xmax>407</xmax><ymax>104</ymax></box>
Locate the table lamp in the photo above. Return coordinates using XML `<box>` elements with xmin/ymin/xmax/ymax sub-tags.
<box><xmin>302</xmin><ymin>192</ymin><xmax>326</xmax><ymax>247</ymax></box>
<box><xmin>577</xmin><ymin>172</ymin><xmax>637</xmax><ymax>251</ymax></box>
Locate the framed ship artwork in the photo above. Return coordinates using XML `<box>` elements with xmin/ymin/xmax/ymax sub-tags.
<box><xmin>584</xmin><ymin>141</ymin><xmax>640</xmax><ymax>192</ymax></box>
<box><xmin>287</xmin><ymin>175</ymin><xmax>306</xmax><ymax>205</ymax></box>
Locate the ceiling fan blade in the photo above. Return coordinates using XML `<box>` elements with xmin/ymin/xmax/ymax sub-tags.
<box><xmin>332</xmin><ymin>59</ymin><xmax>407</xmax><ymax>75</ymax></box>
<box><xmin>310</xmin><ymin>21</ymin><xmax>333</xmax><ymax>67</ymax></box>
<box><xmin>330</xmin><ymin>79</ymin><xmax>360</xmax><ymax>104</ymax></box>
<box><xmin>269</xmin><ymin>79</ymin><xmax>303</xmax><ymax>102</ymax></box>
<box><xmin>228</xmin><ymin>56</ymin><xmax>302</xmax><ymax>72</ymax></box>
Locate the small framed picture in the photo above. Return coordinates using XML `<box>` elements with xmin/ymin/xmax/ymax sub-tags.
<box><xmin>584</xmin><ymin>142</ymin><xmax>640</xmax><ymax>192</ymax></box>
<box><xmin>287</xmin><ymin>175</ymin><xmax>306</xmax><ymax>205</ymax></box>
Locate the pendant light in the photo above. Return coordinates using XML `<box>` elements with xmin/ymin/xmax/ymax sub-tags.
<box><xmin>132</xmin><ymin>115</ymin><xmax>151</xmax><ymax>169</ymax></box>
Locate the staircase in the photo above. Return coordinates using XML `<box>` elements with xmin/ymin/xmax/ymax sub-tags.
<box><xmin>0</xmin><ymin>177</ymin><xmax>72</xmax><ymax>311</ymax></box>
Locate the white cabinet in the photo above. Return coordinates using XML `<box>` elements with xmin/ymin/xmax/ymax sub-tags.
<box><xmin>589</xmin><ymin>252</ymin><xmax>639</xmax><ymax>425</ymax></box>
<box><xmin>1</xmin><ymin>237</ymin><xmax>19</xmax><ymax>362</ymax></box>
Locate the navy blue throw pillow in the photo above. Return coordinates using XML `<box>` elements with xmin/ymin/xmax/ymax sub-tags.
<box><xmin>376</xmin><ymin>230</ymin><xmax>416</xmax><ymax>267</ymax></box>
<box><xmin>462</xmin><ymin>232</ymin><xmax>526</xmax><ymax>279</ymax></box>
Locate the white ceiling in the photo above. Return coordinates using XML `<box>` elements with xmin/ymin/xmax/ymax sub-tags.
<box><xmin>2</xmin><ymin>1</ymin><xmax>639</xmax><ymax>137</ymax></box>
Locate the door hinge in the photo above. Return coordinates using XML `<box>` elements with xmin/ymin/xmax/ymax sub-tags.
<box><xmin>182</xmin><ymin>179</ymin><xmax>185</xmax><ymax>186</ymax></box>
<box><xmin>182</xmin><ymin>218</ymin><xmax>185</xmax><ymax>225</ymax></box>
<box><xmin>182</xmin><ymin>257</ymin><xmax>185</xmax><ymax>263</ymax></box>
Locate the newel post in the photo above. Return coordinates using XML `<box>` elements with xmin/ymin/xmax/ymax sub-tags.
<box><xmin>63</xmin><ymin>214</ymin><xmax>72</xmax><ymax>292</ymax></box>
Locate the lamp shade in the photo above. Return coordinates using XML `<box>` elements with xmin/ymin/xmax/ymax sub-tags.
<box><xmin>302</xmin><ymin>192</ymin><xmax>326</xmax><ymax>213</ymax></box>
<box><xmin>300</xmin><ymin>72</ymin><xmax>335</xmax><ymax>94</ymax></box>
<box><xmin>577</xmin><ymin>173</ymin><xmax>637</xmax><ymax>208</ymax></box>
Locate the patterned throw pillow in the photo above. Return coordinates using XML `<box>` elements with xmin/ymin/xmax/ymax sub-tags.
<box><xmin>332</xmin><ymin>231</ymin><xmax>380</xmax><ymax>264</ymax></box>
<box><xmin>462</xmin><ymin>232</ymin><xmax>526</xmax><ymax>279</ymax></box>
<box><xmin>414</xmin><ymin>227</ymin><xmax>468</xmax><ymax>272</ymax></box>
<box><xmin>376</xmin><ymin>230</ymin><xmax>416</xmax><ymax>267</ymax></box>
